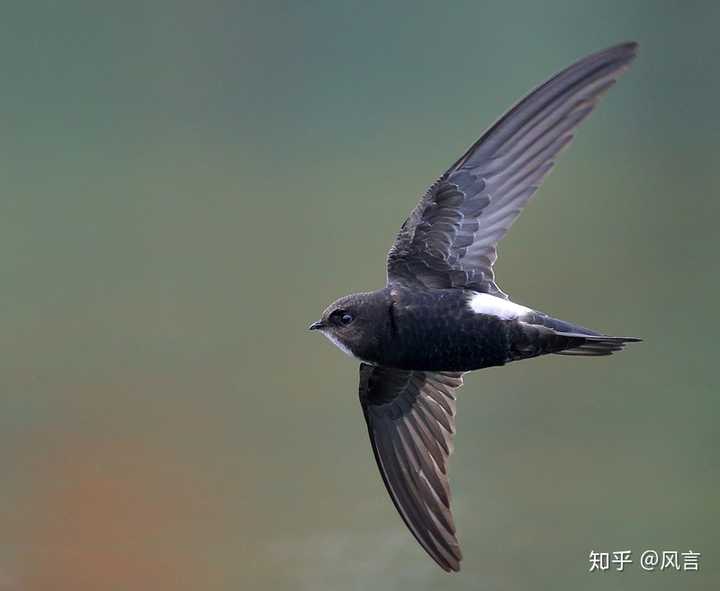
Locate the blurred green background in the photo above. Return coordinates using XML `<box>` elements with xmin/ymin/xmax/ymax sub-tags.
<box><xmin>0</xmin><ymin>1</ymin><xmax>718</xmax><ymax>589</ymax></box>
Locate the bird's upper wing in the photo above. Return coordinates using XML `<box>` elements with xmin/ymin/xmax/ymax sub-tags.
<box><xmin>386</xmin><ymin>42</ymin><xmax>637</xmax><ymax>298</ymax></box>
<box><xmin>358</xmin><ymin>363</ymin><xmax>464</xmax><ymax>572</ymax></box>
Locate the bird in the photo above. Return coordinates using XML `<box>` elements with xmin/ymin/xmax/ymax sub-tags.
<box><xmin>308</xmin><ymin>42</ymin><xmax>640</xmax><ymax>572</ymax></box>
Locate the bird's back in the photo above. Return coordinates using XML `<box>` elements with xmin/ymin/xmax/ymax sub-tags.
<box><xmin>382</xmin><ymin>287</ymin><xmax>512</xmax><ymax>371</ymax></box>
<box><xmin>380</xmin><ymin>286</ymin><xmax>637</xmax><ymax>372</ymax></box>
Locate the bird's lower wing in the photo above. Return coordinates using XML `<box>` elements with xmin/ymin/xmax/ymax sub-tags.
<box><xmin>358</xmin><ymin>363</ymin><xmax>464</xmax><ymax>571</ymax></box>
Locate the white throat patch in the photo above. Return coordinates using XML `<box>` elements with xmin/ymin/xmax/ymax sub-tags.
<box><xmin>468</xmin><ymin>292</ymin><xmax>533</xmax><ymax>320</ymax></box>
<box><xmin>321</xmin><ymin>330</ymin><xmax>358</xmax><ymax>360</ymax></box>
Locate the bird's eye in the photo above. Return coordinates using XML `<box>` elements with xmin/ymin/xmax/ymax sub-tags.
<box><xmin>331</xmin><ymin>310</ymin><xmax>354</xmax><ymax>326</ymax></box>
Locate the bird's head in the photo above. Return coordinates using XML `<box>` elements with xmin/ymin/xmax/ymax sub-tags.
<box><xmin>308</xmin><ymin>291</ymin><xmax>385</xmax><ymax>361</ymax></box>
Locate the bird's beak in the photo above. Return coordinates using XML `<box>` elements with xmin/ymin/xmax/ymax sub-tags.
<box><xmin>308</xmin><ymin>320</ymin><xmax>324</xmax><ymax>331</ymax></box>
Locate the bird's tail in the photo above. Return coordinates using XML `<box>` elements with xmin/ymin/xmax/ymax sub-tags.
<box><xmin>552</xmin><ymin>333</ymin><xmax>642</xmax><ymax>356</ymax></box>
<box><xmin>518</xmin><ymin>312</ymin><xmax>642</xmax><ymax>357</ymax></box>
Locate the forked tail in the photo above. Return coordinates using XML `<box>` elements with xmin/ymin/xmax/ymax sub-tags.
<box><xmin>514</xmin><ymin>312</ymin><xmax>642</xmax><ymax>358</ymax></box>
<box><xmin>552</xmin><ymin>333</ymin><xmax>642</xmax><ymax>356</ymax></box>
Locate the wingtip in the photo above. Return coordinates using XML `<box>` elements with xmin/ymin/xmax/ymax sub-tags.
<box><xmin>437</xmin><ymin>542</ymin><xmax>463</xmax><ymax>572</ymax></box>
<box><xmin>620</xmin><ymin>41</ymin><xmax>639</xmax><ymax>60</ymax></box>
<box><xmin>618</xmin><ymin>40</ymin><xmax>639</xmax><ymax>51</ymax></box>
<box><xmin>612</xmin><ymin>41</ymin><xmax>639</xmax><ymax>64</ymax></box>
<box><xmin>588</xmin><ymin>41</ymin><xmax>639</xmax><ymax>67</ymax></box>
<box><xmin>606</xmin><ymin>40</ymin><xmax>639</xmax><ymax>55</ymax></box>
<box><xmin>439</xmin><ymin>557</ymin><xmax>462</xmax><ymax>573</ymax></box>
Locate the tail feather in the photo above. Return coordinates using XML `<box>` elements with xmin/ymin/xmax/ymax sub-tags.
<box><xmin>509</xmin><ymin>311</ymin><xmax>642</xmax><ymax>361</ymax></box>
<box><xmin>552</xmin><ymin>333</ymin><xmax>641</xmax><ymax>357</ymax></box>
<box><xmin>516</xmin><ymin>311</ymin><xmax>642</xmax><ymax>358</ymax></box>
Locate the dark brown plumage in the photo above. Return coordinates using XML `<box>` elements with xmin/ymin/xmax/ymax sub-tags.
<box><xmin>310</xmin><ymin>42</ymin><xmax>640</xmax><ymax>571</ymax></box>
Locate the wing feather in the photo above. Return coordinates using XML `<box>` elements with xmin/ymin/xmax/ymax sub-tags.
<box><xmin>359</xmin><ymin>364</ymin><xmax>464</xmax><ymax>572</ymax></box>
<box><xmin>387</xmin><ymin>42</ymin><xmax>637</xmax><ymax>297</ymax></box>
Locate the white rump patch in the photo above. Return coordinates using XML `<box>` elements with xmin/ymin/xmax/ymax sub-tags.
<box><xmin>468</xmin><ymin>292</ymin><xmax>533</xmax><ymax>320</ymax></box>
